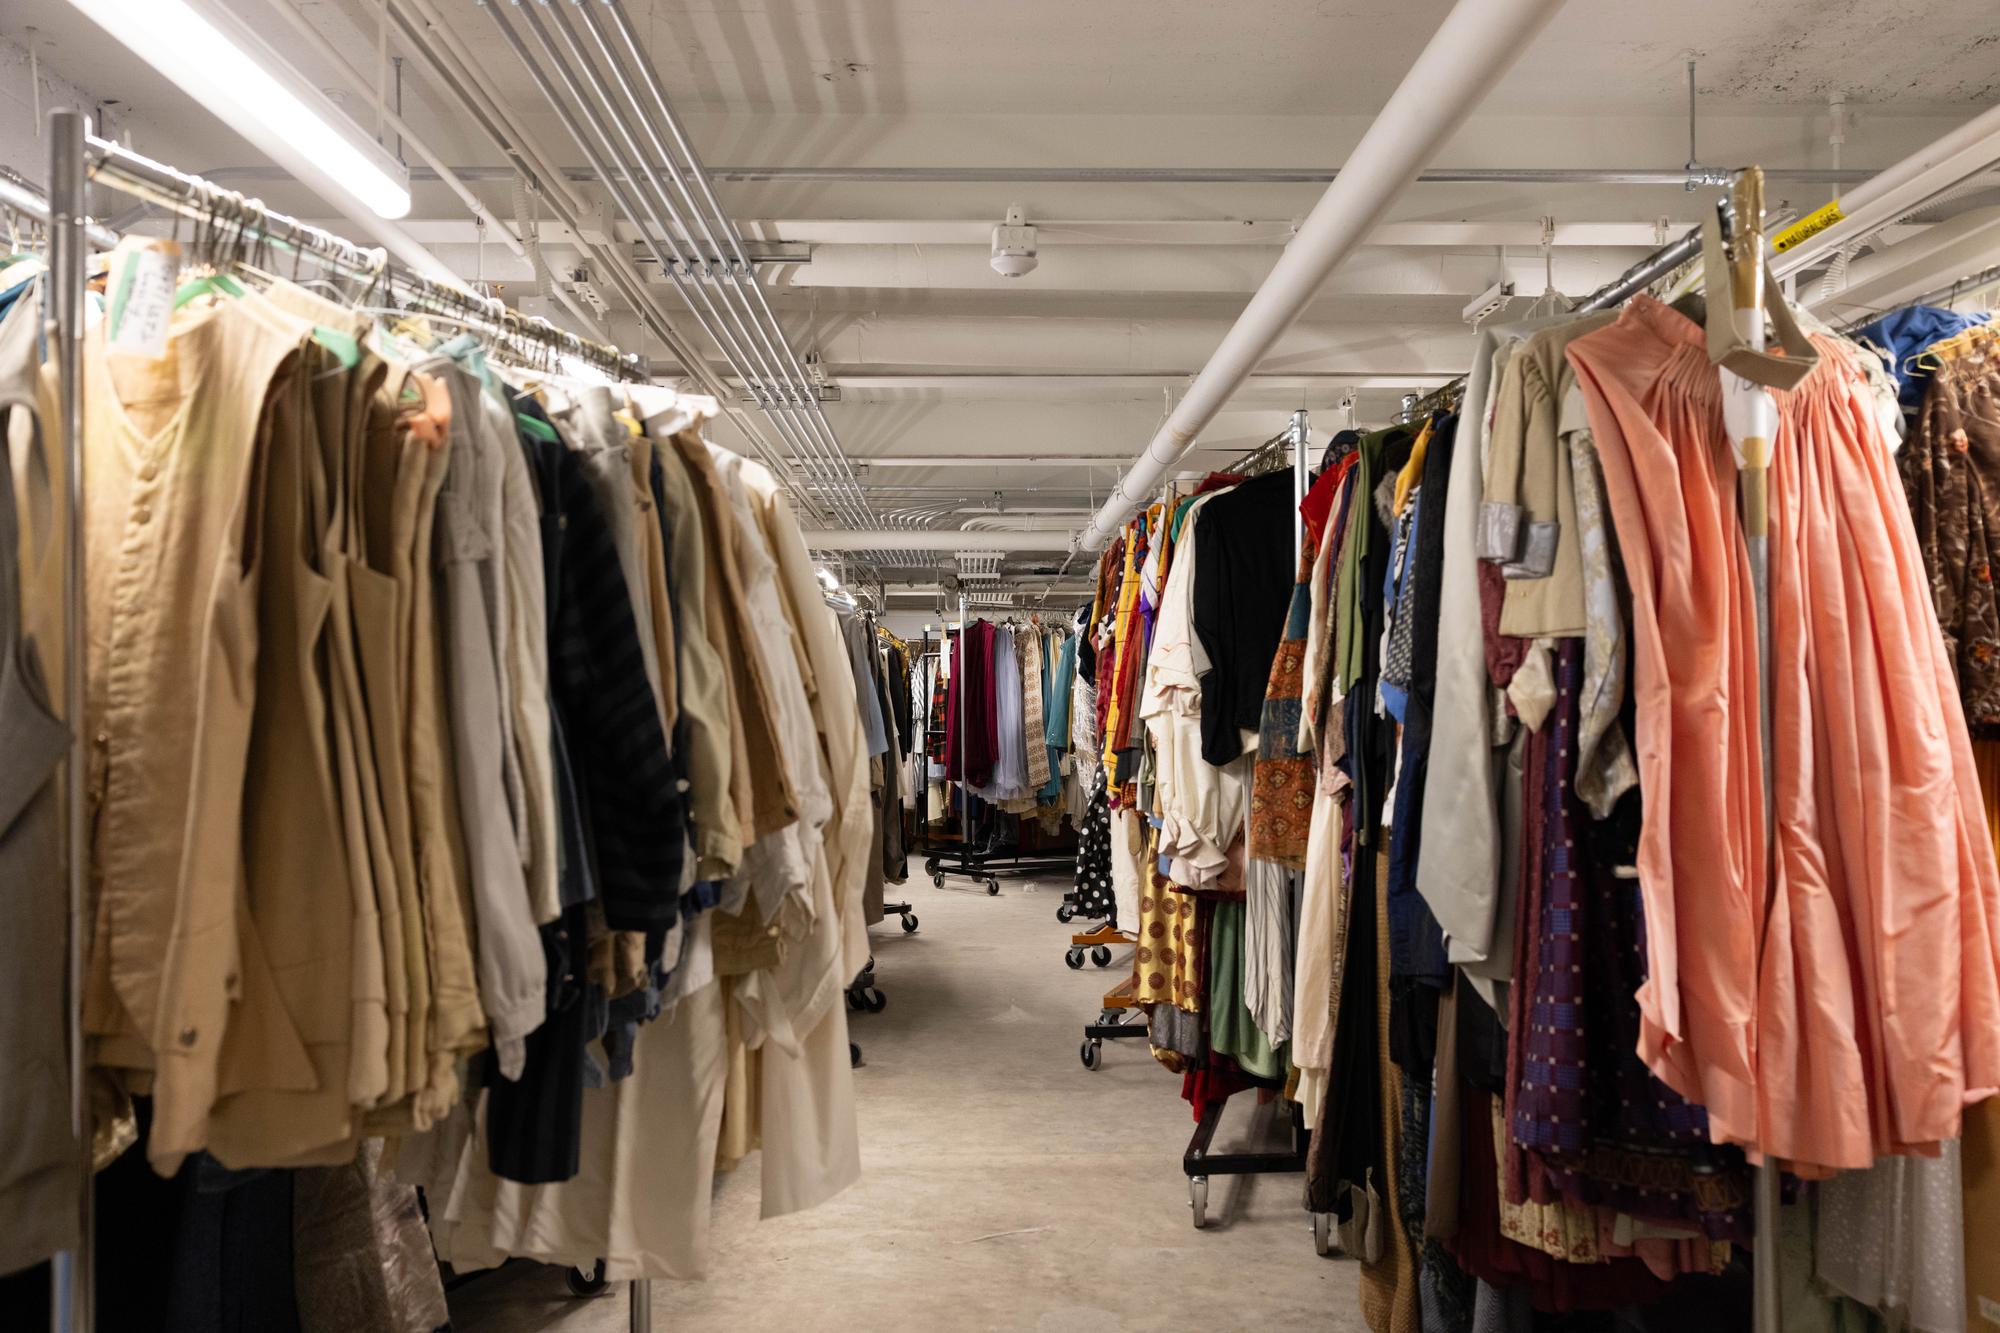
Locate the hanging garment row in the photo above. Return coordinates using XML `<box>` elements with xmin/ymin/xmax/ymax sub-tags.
<box><xmin>1078</xmin><ymin>225</ymin><xmax>2000</xmax><ymax>1333</ymax></box>
<box><xmin>0</xmin><ymin>227</ymin><xmax>893</xmax><ymax>1325</ymax></box>
<box><xmin>934</xmin><ymin>612</ymin><xmax>1084</xmax><ymax>841</ymax></box>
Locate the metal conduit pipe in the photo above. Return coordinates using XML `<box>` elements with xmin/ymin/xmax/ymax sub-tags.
<box><xmin>802</xmin><ymin>530</ymin><xmax>1078</xmax><ymax>552</ymax></box>
<box><xmin>506</xmin><ymin>4</ymin><xmax>832</xmax><ymax>495</ymax></box>
<box><xmin>593</xmin><ymin>0</ymin><xmax>874</xmax><ymax>512</ymax></box>
<box><xmin>1074</xmin><ymin>0</ymin><xmax>1568</xmax><ymax>551</ymax></box>
<box><xmin>488</xmin><ymin>1</ymin><xmax>863</xmax><ymax>527</ymax></box>
<box><xmin>381</xmin><ymin>0</ymin><xmax>820</xmax><ymax>514</ymax></box>
<box><xmin>578</xmin><ymin>5</ymin><xmax>834</xmax><ymax>429</ymax></box>
<box><xmin>391</xmin><ymin>23</ymin><xmax>818</xmax><ymax>513</ymax></box>
<box><xmin>702</xmin><ymin>165</ymin><xmax>1875</xmax><ymax>186</ymax></box>
<box><xmin>519</xmin><ymin>6</ymin><xmax>876</xmax><ymax>533</ymax></box>
<box><xmin>199</xmin><ymin>164</ymin><xmax>1883</xmax><ymax>188</ymax></box>
<box><xmin>544</xmin><ymin>2</ymin><xmax>874</xmax><ymax>524</ymax></box>
<box><xmin>541</xmin><ymin>3</ymin><xmax>879</xmax><ymax>538</ymax></box>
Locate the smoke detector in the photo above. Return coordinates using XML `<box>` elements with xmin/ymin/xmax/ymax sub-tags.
<box><xmin>991</xmin><ymin>204</ymin><xmax>1038</xmax><ymax>279</ymax></box>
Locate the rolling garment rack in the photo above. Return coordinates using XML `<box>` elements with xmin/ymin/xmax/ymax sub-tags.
<box><xmin>1161</xmin><ymin>410</ymin><xmax>1318</xmax><ymax>1205</ymax></box>
<box><xmin>1079</xmin><ymin>410</ymin><xmax>1316</xmax><ymax>1075</ymax></box>
<box><xmin>921</xmin><ymin>592</ymin><xmax>1079</xmax><ymax>895</ymax></box>
<box><xmin>38</xmin><ymin>113</ymin><xmax>655</xmax><ymax>1333</ymax></box>
<box><xmin>865</xmin><ymin>609</ymin><xmax>919</xmax><ymax>936</ymax></box>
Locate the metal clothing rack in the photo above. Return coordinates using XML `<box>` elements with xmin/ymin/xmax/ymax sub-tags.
<box><xmin>922</xmin><ymin>593</ymin><xmax>1079</xmax><ymax>895</ymax></box>
<box><xmin>39</xmin><ymin>108</ymin><xmax>660</xmax><ymax>1333</ymax></box>
<box><xmin>1131</xmin><ymin>407</ymin><xmax>1315</xmax><ymax>1206</ymax></box>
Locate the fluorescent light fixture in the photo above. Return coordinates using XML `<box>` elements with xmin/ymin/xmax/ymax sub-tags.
<box><xmin>61</xmin><ymin>0</ymin><xmax>412</xmax><ymax>219</ymax></box>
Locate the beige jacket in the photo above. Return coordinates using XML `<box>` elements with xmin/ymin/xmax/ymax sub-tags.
<box><xmin>80</xmin><ymin>280</ymin><xmax>311</xmax><ymax>1174</ymax></box>
<box><xmin>644</xmin><ymin>424</ymin><xmax>740</xmax><ymax>880</ymax></box>
<box><xmin>1482</xmin><ymin>312</ymin><xmax>1616</xmax><ymax>639</ymax></box>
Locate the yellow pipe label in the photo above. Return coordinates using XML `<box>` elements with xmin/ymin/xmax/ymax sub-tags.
<box><xmin>1772</xmin><ymin>199</ymin><xmax>1844</xmax><ymax>252</ymax></box>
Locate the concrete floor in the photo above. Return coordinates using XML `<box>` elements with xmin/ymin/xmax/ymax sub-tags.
<box><xmin>447</xmin><ymin>873</ymin><xmax>1365</xmax><ymax>1333</ymax></box>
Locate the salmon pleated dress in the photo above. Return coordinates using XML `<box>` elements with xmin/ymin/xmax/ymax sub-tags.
<box><xmin>1566</xmin><ymin>296</ymin><xmax>2000</xmax><ymax>1177</ymax></box>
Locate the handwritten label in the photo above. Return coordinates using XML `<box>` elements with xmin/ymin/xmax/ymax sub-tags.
<box><xmin>1771</xmin><ymin>198</ymin><xmax>1844</xmax><ymax>253</ymax></box>
<box><xmin>108</xmin><ymin>241</ymin><xmax>178</xmax><ymax>359</ymax></box>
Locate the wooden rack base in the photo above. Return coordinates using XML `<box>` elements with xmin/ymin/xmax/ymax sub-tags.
<box><xmin>1065</xmin><ymin>923</ymin><xmax>1133</xmax><ymax>971</ymax></box>
<box><xmin>1077</xmin><ymin>973</ymin><xmax>1148</xmax><ymax>1070</ymax></box>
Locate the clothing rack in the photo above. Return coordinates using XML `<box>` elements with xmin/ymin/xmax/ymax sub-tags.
<box><xmin>39</xmin><ymin>107</ymin><xmax>665</xmax><ymax>1333</ymax></box>
<box><xmin>75</xmin><ymin>132</ymin><xmax>645</xmax><ymax>383</ymax></box>
<box><xmin>922</xmin><ymin>597</ymin><xmax>1079</xmax><ymax>896</ymax></box>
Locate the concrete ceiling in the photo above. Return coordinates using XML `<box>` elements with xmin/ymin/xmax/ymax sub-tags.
<box><xmin>5</xmin><ymin>0</ymin><xmax>1999</xmax><ymax>590</ymax></box>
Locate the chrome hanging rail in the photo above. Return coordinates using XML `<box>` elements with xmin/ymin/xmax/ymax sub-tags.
<box><xmin>80</xmin><ymin>134</ymin><xmax>646</xmax><ymax>381</ymax></box>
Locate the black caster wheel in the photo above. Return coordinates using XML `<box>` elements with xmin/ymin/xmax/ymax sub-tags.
<box><xmin>932</xmin><ymin>872</ymin><xmax>945</xmax><ymax>889</ymax></box>
<box><xmin>566</xmin><ymin>1261</ymin><xmax>609</xmax><ymax>1297</ymax></box>
<box><xmin>845</xmin><ymin>988</ymin><xmax>863</xmax><ymax>1011</ymax></box>
<box><xmin>924</xmin><ymin>857</ymin><xmax>940</xmax><ymax>875</ymax></box>
<box><xmin>1080</xmin><ymin>1039</ymin><xmax>1102</xmax><ymax>1070</ymax></box>
<box><xmin>860</xmin><ymin>986</ymin><xmax>887</xmax><ymax>1013</ymax></box>
<box><xmin>849</xmin><ymin>1042</ymin><xmax>862</xmax><ymax>1068</ymax></box>
<box><xmin>1065</xmin><ymin>947</ymin><xmax>1085</xmax><ymax>970</ymax></box>
<box><xmin>986</xmin><ymin>879</ymin><xmax>1000</xmax><ymax>895</ymax></box>
<box><xmin>1090</xmin><ymin>945</ymin><xmax>1113</xmax><ymax>968</ymax></box>
<box><xmin>901</xmin><ymin>913</ymin><xmax>919</xmax><ymax>933</ymax></box>
<box><xmin>1189</xmin><ymin>1177</ymin><xmax>1209</xmax><ymax>1230</ymax></box>
<box><xmin>1056</xmin><ymin>904</ymin><xmax>1076</xmax><ymax>924</ymax></box>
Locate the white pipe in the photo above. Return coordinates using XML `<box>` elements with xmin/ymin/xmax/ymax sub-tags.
<box><xmin>802</xmin><ymin>530</ymin><xmax>1076</xmax><ymax>552</ymax></box>
<box><xmin>1772</xmin><ymin>100</ymin><xmax>2000</xmax><ymax>279</ymax></box>
<box><xmin>1074</xmin><ymin>0</ymin><xmax>1566</xmax><ymax>551</ymax></box>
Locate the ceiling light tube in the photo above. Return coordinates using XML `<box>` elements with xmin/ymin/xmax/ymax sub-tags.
<box><xmin>61</xmin><ymin>0</ymin><xmax>412</xmax><ymax>219</ymax></box>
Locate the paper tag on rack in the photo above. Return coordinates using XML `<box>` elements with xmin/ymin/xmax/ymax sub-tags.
<box><xmin>107</xmin><ymin>239</ymin><xmax>179</xmax><ymax>359</ymax></box>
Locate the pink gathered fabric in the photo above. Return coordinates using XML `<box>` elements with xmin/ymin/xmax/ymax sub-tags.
<box><xmin>1566</xmin><ymin>296</ymin><xmax>2000</xmax><ymax>1176</ymax></box>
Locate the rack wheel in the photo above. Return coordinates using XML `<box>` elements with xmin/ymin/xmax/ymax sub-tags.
<box><xmin>900</xmin><ymin>913</ymin><xmax>919</xmax><ymax>933</ymax></box>
<box><xmin>1312</xmin><ymin>1211</ymin><xmax>1335</xmax><ymax>1256</ymax></box>
<box><xmin>849</xmin><ymin>1042</ymin><xmax>862</xmax><ymax>1068</ymax></box>
<box><xmin>1189</xmin><ymin>1177</ymin><xmax>1209</xmax><ymax>1230</ymax></box>
<box><xmin>1090</xmin><ymin>945</ymin><xmax>1113</xmax><ymax>968</ymax></box>
<box><xmin>932</xmin><ymin>871</ymin><xmax>945</xmax><ymax>888</ymax></box>
<box><xmin>1065</xmin><ymin>947</ymin><xmax>1085</xmax><ymax>970</ymax></box>
<box><xmin>924</xmin><ymin>857</ymin><xmax>940</xmax><ymax>876</ymax></box>
<box><xmin>566</xmin><ymin>1261</ymin><xmax>608</xmax><ymax>1297</ymax></box>
<box><xmin>1056</xmin><ymin>903</ymin><xmax>1075</xmax><ymax>924</ymax></box>
<box><xmin>986</xmin><ymin>878</ymin><xmax>1000</xmax><ymax>895</ymax></box>
<box><xmin>1080</xmin><ymin>1038</ymin><xmax>1102</xmax><ymax>1070</ymax></box>
<box><xmin>859</xmin><ymin>986</ymin><xmax>887</xmax><ymax>1013</ymax></box>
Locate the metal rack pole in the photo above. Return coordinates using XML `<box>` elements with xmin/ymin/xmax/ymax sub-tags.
<box><xmin>1288</xmin><ymin>407</ymin><xmax>1310</xmax><ymax>552</ymax></box>
<box><xmin>47</xmin><ymin>106</ymin><xmax>94</xmax><ymax>1333</ymax></box>
<box><xmin>629</xmin><ymin>1280</ymin><xmax>652</xmax><ymax>1332</ymax></box>
<box><xmin>957</xmin><ymin>591</ymin><xmax>970</xmax><ymax>855</ymax></box>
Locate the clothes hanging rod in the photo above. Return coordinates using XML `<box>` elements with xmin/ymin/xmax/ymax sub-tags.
<box><xmin>79</xmin><ymin>134</ymin><xmax>647</xmax><ymax>382</ymax></box>
<box><xmin>0</xmin><ymin>167</ymin><xmax>122</xmax><ymax>250</ymax></box>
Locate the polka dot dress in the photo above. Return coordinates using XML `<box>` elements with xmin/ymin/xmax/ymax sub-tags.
<box><xmin>1072</xmin><ymin>767</ymin><xmax>1115</xmax><ymax>919</ymax></box>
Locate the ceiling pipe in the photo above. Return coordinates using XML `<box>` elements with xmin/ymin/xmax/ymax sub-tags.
<box><xmin>803</xmin><ymin>530</ymin><xmax>1078</xmax><ymax>552</ymax></box>
<box><xmin>483</xmin><ymin>0</ymin><xmax>851</xmax><ymax>521</ymax></box>
<box><xmin>1075</xmin><ymin>0</ymin><xmax>1568</xmax><ymax>551</ymax></box>
<box><xmin>590</xmin><ymin>0</ymin><xmax>875</xmax><ymax>514</ymax></box>
<box><xmin>505</xmin><ymin>0</ymin><xmax>852</xmax><ymax>515</ymax></box>
<box><xmin>200</xmin><ymin>164</ymin><xmax>1879</xmax><ymax>187</ymax></box>
<box><xmin>1769</xmin><ymin>100</ymin><xmax>2000</xmax><ymax>278</ymax></box>
<box><xmin>559</xmin><ymin>0</ymin><xmax>876</xmax><ymax>525</ymax></box>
